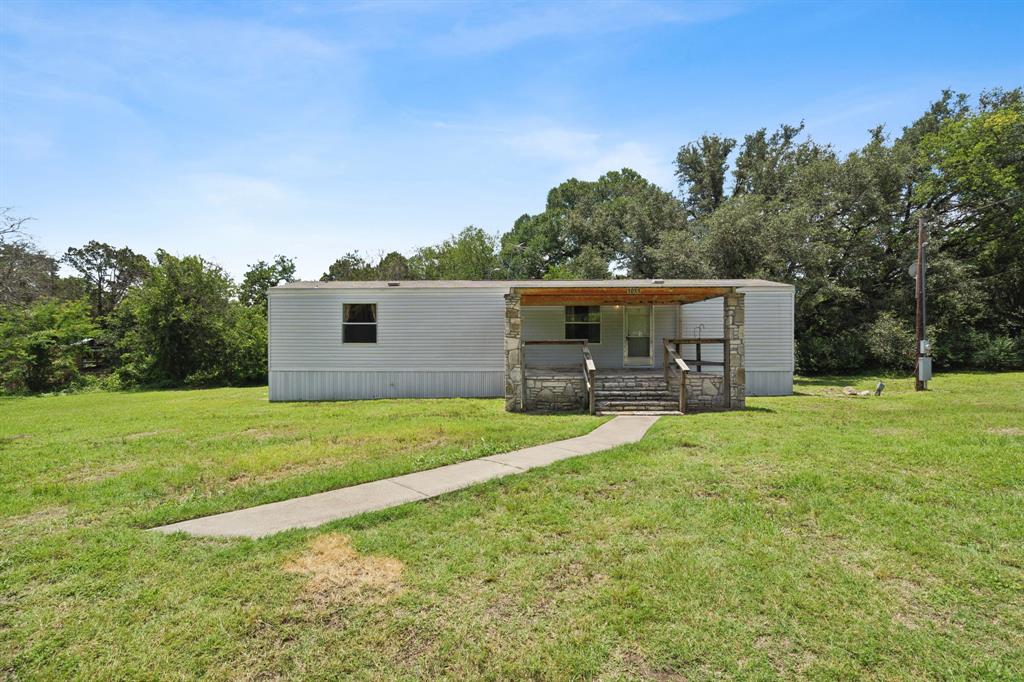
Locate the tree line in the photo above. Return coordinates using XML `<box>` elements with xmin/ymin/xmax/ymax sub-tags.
<box><xmin>1</xmin><ymin>88</ymin><xmax>1021</xmax><ymax>394</ymax></box>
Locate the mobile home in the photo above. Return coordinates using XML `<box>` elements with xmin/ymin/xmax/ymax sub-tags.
<box><xmin>268</xmin><ymin>279</ymin><xmax>794</xmax><ymax>414</ymax></box>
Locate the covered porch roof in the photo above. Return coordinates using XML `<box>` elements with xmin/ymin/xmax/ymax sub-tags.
<box><xmin>512</xmin><ymin>281</ymin><xmax>737</xmax><ymax>306</ymax></box>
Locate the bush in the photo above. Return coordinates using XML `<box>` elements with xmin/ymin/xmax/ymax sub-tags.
<box><xmin>113</xmin><ymin>250</ymin><xmax>269</xmax><ymax>389</ymax></box>
<box><xmin>0</xmin><ymin>299</ymin><xmax>98</xmax><ymax>394</ymax></box>
<box><xmin>114</xmin><ymin>251</ymin><xmax>234</xmax><ymax>387</ymax></box>
<box><xmin>796</xmin><ymin>328</ymin><xmax>869</xmax><ymax>373</ymax></box>
<box><xmin>972</xmin><ymin>335</ymin><xmax>1023</xmax><ymax>370</ymax></box>
<box><xmin>221</xmin><ymin>304</ymin><xmax>268</xmax><ymax>384</ymax></box>
<box><xmin>866</xmin><ymin>312</ymin><xmax>915</xmax><ymax>370</ymax></box>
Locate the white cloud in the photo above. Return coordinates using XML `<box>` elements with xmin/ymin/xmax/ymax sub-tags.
<box><xmin>569</xmin><ymin>141</ymin><xmax>673</xmax><ymax>190</ymax></box>
<box><xmin>503</xmin><ymin>124</ymin><xmax>674</xmax><ymax>190</ymax></box>
<box><xmin>188</xmin><ymin>173</ymin><xmax>290</xmax><ymax>208</ymax></box>
<box><xmin>506</xmin><ymin>127</ymin><xmax>601</xmax><ymax>163</ymax></box>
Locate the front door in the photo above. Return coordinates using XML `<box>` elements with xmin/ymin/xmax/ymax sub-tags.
<box><xmin>623</xmin><ymin>305</ymin><xmax>653</xmax><ymax>366</ymax></box>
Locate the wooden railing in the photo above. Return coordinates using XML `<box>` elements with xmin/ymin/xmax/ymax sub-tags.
<box><xmin>663</xmin><ymin>339</ymin><xmax>690</xmax><ymax>413</ymax></box>
<box><xmin>665</xmin><ymin>337</ymin><xmax>727</xmax><ymax>372</ymax></box>
<box><xmin>523</xmin><ymin>339</ymin><xmax>597</xmax><ymax>414</ymax></box>
<box><xmin>581</xmin><ymin>344</ymin><xmax>596</xmax><ymax>415</ymax></box>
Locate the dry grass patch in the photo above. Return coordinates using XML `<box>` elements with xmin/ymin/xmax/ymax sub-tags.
<box><xmin>63</xmin><ymin>462</ymin><xmax>140</xmax><ymax>484</ymax></box>
<box><xmin>0</xmin><ymin>504</ymin><xmax>70</xmax><ymax>530</ymax></box>
<box><xmin>872</xmin><ymin>426</ymin><xmax>910</xmax><ymax>436</ymax></box>
<box><xmin>121</xmin><ymin>430</ymin><xmax>174</xmax><ymax>441</ymax></box>
<box><xmin>283</xmin><ymin>533</ymin><xmax>404</xmax><ymax>604</ymax></box>
<box><xmin>987</xmin><ymin>427</ymin><xmax>1024</xmax><ymax>436</ymax></box>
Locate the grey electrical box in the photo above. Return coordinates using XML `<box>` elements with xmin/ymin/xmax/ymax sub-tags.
<box><xmin>918</xmin><ymin>357</ymin><xmax>933</xmax><ymax>381</ymax></box>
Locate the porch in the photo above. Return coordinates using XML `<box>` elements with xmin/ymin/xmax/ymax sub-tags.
<box><xmin>503</xmin><ymin>282</ymin><xmax>746</xmax><ymax>414</ymax></box>
<box><xmin>522</xmin><ymin>366</ymin><xmax>729</xmax><ymax>415</ymax></box>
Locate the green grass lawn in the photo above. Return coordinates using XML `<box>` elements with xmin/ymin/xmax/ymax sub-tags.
<box><xmin>2</xmin><ymin>374</ymin><xmax>1022</xmax><ymax>679</ymax></box>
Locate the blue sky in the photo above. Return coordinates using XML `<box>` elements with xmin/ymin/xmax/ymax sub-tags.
<box><xmin>2</xmin><ymin>0</ymin><xmax>1021</xmax><ymax>280</ymax></box>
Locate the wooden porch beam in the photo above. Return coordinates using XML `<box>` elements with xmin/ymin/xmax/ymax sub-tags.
<box><xmin>518</xmin><ymin>286</ymin><xmax>733</xmax><ymax>306</ymax></box>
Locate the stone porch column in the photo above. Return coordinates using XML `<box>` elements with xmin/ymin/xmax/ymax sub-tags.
<box><xmin>723</xmin><ymin>292</ymin><xmax>746</xmax><ymax>409</ymax></box>
<box><xmin>504</xmin><ymin>291</ymin><xmax>524</xmax><ymax>412</ymax></box>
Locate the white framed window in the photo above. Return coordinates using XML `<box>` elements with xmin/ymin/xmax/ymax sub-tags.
<box><xmin>342</xmin><ymin>303</ymin><xmax>377</xmax><ymax>343</ymax></box>
<box><xmin>565</xmin><ymin>305</ymin><xmax>601</xmax><ymax>344</ymax></box>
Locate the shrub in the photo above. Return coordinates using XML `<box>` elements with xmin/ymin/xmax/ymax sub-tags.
<box><xmin>114</xmin><ymin>251</ymin><xmax>234</xmax><ymax>387</ymax></box>
<box><xmin>972</xmin><ymin>335</ymin><xmax>1023</xmax><ymax>370</ymax></box>
<box><xmin>0</xmin><ymin>299</ymin><xmax>98</xmax><ymax>394</ymax></box>
<box><xmin>866</xmin><ymin>311</ymin><xmax>915</xmax><ymax>370</ymax></box>
<box><xmin>796</xmin><ymin>328</ymin><xmax>869</xmax><ymax>373</ymax></box>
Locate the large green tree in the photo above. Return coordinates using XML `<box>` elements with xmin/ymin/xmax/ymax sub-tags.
<box><xmin>375</xmin><ymin>251</ymin><xmax>413</xmax><ymax>280</ymax></box>
<box><xmin>239</xmin><ymin>255</ymin><xmax>296</xmax><ymax>309</ymax></box>
<box><xmin>61</xmin><ymin>241</ymin><xmax>150</xmax><ymax>318</ymax></box>
<box><xmin>409</xmin><ymin>227</ymin><xmax>501</xmax><ymax>280</ymax></box>
<box><xmin>500</xmin><ymin>169</ymin><xmax>684</xmax><ymax>279</ymax></box>
<box><xmin>0</xmin><ymin>298</ymin><xmax>98</xmax><ymax>394</ymax></box>
<box><xmin>675</xmin><ymin>135</ymin><xmax>736</xmax><ymax>219</ymax></box>
<box><xmin>662</xmin><ymin>89</ymin><xmax>1023</xmax><ymax>372</ymax></box>
<box><xmin>0</xmin><ymin>208</ymin><xmax>60</xmax><ymax>306</ymax></box>
<box><xmin>320</xmin><ymin>252</ymin><xmax>377</xmax><ymax>282</ymax></box>
<box><xmin>115</xmin><ymin>251</ymin><xmax>256</xmax><ymax>386</ymax></box>
<box><xmin>917</xmin><ymin>88</ymin><xmax>1024</xmax><ymax>334</ymax></box>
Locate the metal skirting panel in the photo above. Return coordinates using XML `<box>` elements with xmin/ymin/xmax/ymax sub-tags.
<box><xmin>269</xmin><ymin>370</ymin><xmax>504</xmax><ymax>402</ymax></box>
<box><xmin>745</xmin><ymin>370</ymin><xmax>793</xmax><ymax>396</ymax></box>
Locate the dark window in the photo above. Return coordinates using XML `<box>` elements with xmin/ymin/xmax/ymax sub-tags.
<box><xmin>343</xmin><ymin>304</ymin><xmax>377</xmax><ymax>343</ymax></box>
<box><xmin>565</xmin><ymin>306</ymin><xmax>601</xmax><ymax>343</ymax></box>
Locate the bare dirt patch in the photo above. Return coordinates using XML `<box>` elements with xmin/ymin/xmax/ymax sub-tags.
<box><xmin>237</xmin><ymin>428</ymin><xmax>279</xmax><ymax>440</ymax></box>
<box><xmin>0</xmin><ymin>434</ymin><xmax>32</xmax><ymax>446</ymax></box>
<box><xmin>223</xmin><ymin>461</ymin><xmax>327</xmax><ymax>490</ymax></box>
<box><xmin>283</xmin><ymin>533</ymin><xmax>404</xmax><ymax>604</ymax></box>
<box><xmin>0</xmin><ymin>504</ymin><xmax>70</xmax><ymax>530</ymax></box>
<box><xmin>121</xmin><ymin>430</ymin><xmax>174</xmax><ymax>442</ymax></box>
<box><xmin>987</xmin><ymin>427</ymin><xmax>1024</xmax><ymax>436</ymax></box>
<box><xmin>63</xmin><ymin>462</ymin><xmax>139</xmax><ymax>484</ymax></box>
<box><xmin>605</xmin><ymin>648</ymin><xmax>687</xmax><ymax>681</ymax></box>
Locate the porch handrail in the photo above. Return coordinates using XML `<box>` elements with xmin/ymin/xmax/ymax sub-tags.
<box><xmin>523</xmin><ymin>339</ymin><xmax>597</xmax><ymax>414</ymax></box>
<box><xmin>581</xmin><ymin>344</ymin><xmax>596</xmax><ymax>414</ymax></box>
<box><xmin>663</xmin><ymin>339</ymin><xmax>689</xmax><ymax>414</ymax></box>
<box><xmin>664</xmin><ymin>337</ymin><xmax>726</xmax><ymax>373</ymax></box>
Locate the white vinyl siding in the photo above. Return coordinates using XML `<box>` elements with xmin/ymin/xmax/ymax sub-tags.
<box><xmin>267</xmin><ymin>282</ymin><xmax>794</xmax><ymax>400</ymax></box>
<box><xmin>522</xmin><ymin>305</ymin><xmax>677</xmax><ymax>369</ymax></box>
<box><xmin>269</xmin><ymin>288</ymin><xmax>506</xmax><ymax>372</ymax></box>
<box><xmin>680</xmin><ymin>286</ymin><xmax>795</xmax><ymax>395</ymax></box>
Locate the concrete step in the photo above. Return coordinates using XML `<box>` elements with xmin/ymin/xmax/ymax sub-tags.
<box><xmin>596</xmin><ymin>389</ymin><xmax>674</xmax><ymax>396</ymax></box>
<box><xmin>596</xmin><ymin>401</ymin><xmax>680</xmax><ymax>411</ymax></box>
<box><xmin>598</xmin><ymin>395</ymin><xmax>675</xmax><ymax>401</ymax></box>
<box><xmin>597</xmin><ymin>410</ymin><xmax>680</xmax><ymax>416</ymax></box>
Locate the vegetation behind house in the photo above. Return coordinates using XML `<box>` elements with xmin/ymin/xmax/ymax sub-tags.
<box><xmin>1</xmin><ymin>88</ymin><xmax>1022</xmax><ymax>394</ymax></box>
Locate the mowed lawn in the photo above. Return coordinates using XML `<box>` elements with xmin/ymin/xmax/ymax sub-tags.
<box><xmin>2</xmin><ymin>375</ymin><xmax>1023</xmax><ymax>679</ymax></box>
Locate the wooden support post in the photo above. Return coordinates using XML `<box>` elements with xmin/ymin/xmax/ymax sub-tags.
<box><xmin>679</xmin><ymin>371</ymin><xmax>687</xmax><ymax>414</ymax></box>
<box><xmin>663</xmin><ymin>343</ymin><xmax>669</xmax><ymax>386</ymax></box>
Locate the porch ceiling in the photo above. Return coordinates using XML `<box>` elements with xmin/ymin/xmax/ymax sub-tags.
<box><xmin>515</xmin><ymin>286</ymin><xmax>734</xmax><ymax>306</ymax></box>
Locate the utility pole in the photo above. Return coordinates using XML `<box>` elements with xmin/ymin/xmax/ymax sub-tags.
<box><xmin>914</xmin><ymin>216</ymin><xmax>929</xmax><ymax>391</ymax></box>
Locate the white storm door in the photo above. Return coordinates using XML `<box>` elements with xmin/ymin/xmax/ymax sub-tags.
<box><xmin>623</xmin><ymin>305</ymin><xmax>653</xmax><ymax>366</ymax></box>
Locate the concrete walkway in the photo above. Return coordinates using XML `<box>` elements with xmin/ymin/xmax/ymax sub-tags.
<box><xmin>153</xmin><ymin>415</ymin><xmax>659</xmax><ymax>539</ymax></box>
